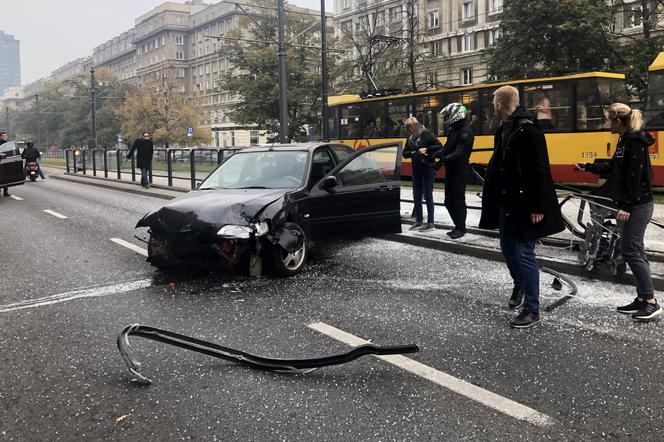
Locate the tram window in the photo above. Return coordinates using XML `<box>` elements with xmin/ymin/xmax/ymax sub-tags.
<box><xmin>524</xmin><ymin>83</ymin><xmax>572</xmax><ymax>132</ymax></box>
<box><xmin>360</xmin><ymin>102</ymin><xmax>386</xmax><ymax>138</ymax></box>
<box><xmin>327</xmin><ymin>107</ymin><xmax>339</xmax><ymax>139</ymax></box>
<box><xmin>576</xmin><ymin>79</ymin><xmax>612</xmax><ymax>130</ymax></box>
<box><xmin>479</xmin><ymin>88</ymin><xmax>501</xmax><ymax>134</ymax></box>
<box><xmin>646</xmin><ymin>72</ymin><xmax>664</xmax><ymax>129</ymax></box>
<box><xmin>414</xmin><ymin>94</ymin><xmax>443</xmax><ymax>135</ymax></box>
<box><xmin>387</xmin><ymin>99</ymin><xmax>411</xmax><ymax>137</ymax></box>
<box><xmin>340</xmin><ymin>105</ymin><xmax>362</xmax><ymax>138</ymax></box>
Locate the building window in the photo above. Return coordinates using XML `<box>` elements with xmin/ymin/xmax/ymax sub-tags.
<box><xmin>341</xmin><ymin>20</ymin><xmax>352</xmax><ymax>34</ymax></box>
<box><xmin>430</xmin><ymin>40</ymin><xmax>441</xmax><ymax>57</ymax></box>
<box><xmin>358</xmin><ymin>15</ymin><xmax>369</xmax><ymax>30</ymax></box>
<box><xmin>461</xmin><ymin>68</ymin><xmax>472</xmax><ymax>85</ymax></box>
<box><xmin>250</xmin><ymin>130</ymin><xmax>259</xmax><ymax>146</ymax></box>
<box><xmin>425</xmin><ymin>72</ymin><xmax>438</xmax><ymax>87</ymax></box>
<box><xmin>489</xmin><ymin>0</ymin><xmax>503</xmax><ymax>13</ymax></box>
<box><xmin>627</xmin><ymin>3</ymin><xmax>643</xmax><ymax>28</ymax></box>
<box><xmin>389</xmin><ymin>6</ymin><xmax>402</xmax><ymax>23</ymax></box>
<box><xmin>489</xmin><ymin>28</ymin><xmax>502</xmax><ymax>45</ymax></box>
<box><xmin>428</xmin><ymin>10</ymin><xmax>439</xmax><ymax>29</ymax></box>
<box><xmin>176</xmin><ymin>68</ymin><xmax>185</xmax><ymax>78</ymax></box>
<box><xmin>343</xmin><ymin>0</ymin><xmax>350</xmax><ymax>9</ymax></box>
<box><xmin>462</xmin><ymin>1</ymin><xmax>475</xmax><ymax>20</ymax></box>
<box><xmin>462</xmin><ymin>33</ymin><xmax>474</xmax><ymax>52</ymax></box>
<box><xmin>205</xmin><ymin>63</ymin><xmax>210</xmax><ymax>74</ymax></box>
<box><xmin>176</xmin><ymin>51</ymin><xmax>184</xmax><ymax>60</ymax></box>
<box><xmin>375</xmin><ymin>11</ymin><xmax>385</xmax><ymax>27</ymax></box>
<box><xmin>175</xmin><ymin>35</ymin><xmax>184</xmax><ymax>45</ymax></box>
<box><xmin>212</xmin><ymin>61</ymin><xmax>218</xmax><ymax>72</ymax></box>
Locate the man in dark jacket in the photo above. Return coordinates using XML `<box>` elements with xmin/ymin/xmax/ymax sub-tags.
<box><xmin>21</xmin><ymin>141</ymin><xmax>45</xmax><ymax>179</ymax></box>
<box><xmin>434</xmin><ymin>103</ymin><xmax>474</xmax><ymax>239</ymax></box>
<box><xmin>0</xmin><ymin>131</ymin><xmax>9</xmax><ymax>196</ymax></box>
<box><xmin>128</xmin><ymin>132</ymin><xmax>154</xmax><ymax>188</ymax></box>
<box><xmin>402</xmin><ymin>116</ymin><xmax>441</xmax><ymax>231</ymax></box>
<box><xmin>479</xmin><ymin>86</ymin><xmax>565</xmax><ymax>328</ymax></box>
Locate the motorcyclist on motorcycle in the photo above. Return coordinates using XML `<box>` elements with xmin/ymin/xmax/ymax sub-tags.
<box><xmin>21</xmin><ymin>141</ymin><xmax>45</xmax><ymax>180</ymax></box>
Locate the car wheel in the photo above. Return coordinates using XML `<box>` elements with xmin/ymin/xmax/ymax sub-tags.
<box><xmin>268</xmin><ymin>224</ymin><xmax>307</xmax><ymax>277</ymax></box>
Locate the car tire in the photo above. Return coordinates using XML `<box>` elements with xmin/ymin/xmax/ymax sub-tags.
<box><xmin>268</xmin><ymin>223</ymin><xmax>308</xmax><ymax>277</ymax></box>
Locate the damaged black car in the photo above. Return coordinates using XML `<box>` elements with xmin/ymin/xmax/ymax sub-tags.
<box><xmin>136</xmin><ymin>142</ymin><xmax>403</xmax><ymax>276</ymax></box>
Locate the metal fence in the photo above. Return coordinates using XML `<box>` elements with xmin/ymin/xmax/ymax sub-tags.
<box><xmin>59</xmin><ymin>148</ymin><xmax>240</xmax><ymax>190</ymax></box>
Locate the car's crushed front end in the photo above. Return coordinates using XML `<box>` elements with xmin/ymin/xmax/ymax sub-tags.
<box><xmin>136</xmin><ymin>189</ymin><xmax>303</xmax><ymax>273</ymax></box>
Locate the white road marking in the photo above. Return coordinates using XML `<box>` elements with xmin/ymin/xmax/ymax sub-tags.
<box><xmin>0</xmin><ymin>279</ymin><xmax>152</xmax><ymax>313</ymax></box>
<box><xmin>43</xmin><ymin>209</ymin><xmax>68</xmax><ymax>219</ymax></box>
<box><xmin>10</xmin><ymin>195</ymin><xmax>23</xmax><ymax>201</ymax></box>
<box><xmin>110</xmin><ymin>238</ymin><xmax>148</xmax><ymax>256</ymax></box>
<box><xmin>308</xmin><ymin>321</ymin><xmax>554</xmax><ymax>428</ymax></box>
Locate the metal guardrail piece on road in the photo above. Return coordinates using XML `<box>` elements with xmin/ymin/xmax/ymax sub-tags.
<box><xmin>117</xmin><ymin>324</ymin><xmax>419</xmax><ymax>385</ymax></box>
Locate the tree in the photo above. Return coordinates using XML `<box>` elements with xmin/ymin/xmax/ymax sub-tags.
<box><xmin>612</xmin><ymin>0</ymin><xmax>664</xmax><ymax>100</ymax></box>
<box><xmin>487</xmin><ymin>0</ymin><xmax>617</xmax><ymax>80</ymax></box>
<box><xmin>217</xmin><ymin>2</ymin><xmax>337</xmax><ymax>141</ymax></box>
<box><xmin>116</xmin><ymin>76</ymin><xmax>210</xmax><ymax>148</ymax></box>
<box><xmin>12</xmin><ymin>68</ymin><xmax>129</xmax><ymax>149</ymax></box>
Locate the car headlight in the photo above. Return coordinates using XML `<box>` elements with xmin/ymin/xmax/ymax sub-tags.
<box><xmin>217</xmin><ymin>225</ymin><xmax>253</xmax><ymax>239</ymax></box>
<box><xmin>253</xmin><ymin>221</ymin><xmax>269</xmax><ymax>237</ymax></box>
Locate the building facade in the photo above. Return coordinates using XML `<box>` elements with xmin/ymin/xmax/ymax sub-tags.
<box><xmin>0</xmin><ymin>31</ymin><xmax>21</xmax><ymax>96</ymax></box>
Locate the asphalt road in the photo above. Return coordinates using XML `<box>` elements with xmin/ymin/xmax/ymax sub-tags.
<box><xmin>1</xmin><ymin>179</ymin><xmax>663</xmax><ymax>441</ymax></box>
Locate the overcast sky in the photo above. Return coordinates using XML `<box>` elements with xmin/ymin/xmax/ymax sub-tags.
<box><xmin>2</xmin><ymin>0</ymin><xmax>334</xmax><ymax>85</ymax></box>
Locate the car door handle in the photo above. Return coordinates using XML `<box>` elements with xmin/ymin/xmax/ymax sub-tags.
<box><xmin>376</xmin><ymin>185</ymin><xmax>392</xmax><ymax>191</ymax></box>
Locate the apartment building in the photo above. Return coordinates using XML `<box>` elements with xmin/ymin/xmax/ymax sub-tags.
<box><xmin>93</xmin><ymin>30</ymin><xmax>138</xmax><ymax>84</ymax></box>
<box><xmin>334</xmin><ymin>0</ymin><xmax>503</xmax><ymax>90</ymax></box>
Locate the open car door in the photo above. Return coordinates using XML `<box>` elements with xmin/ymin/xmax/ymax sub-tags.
<box><xmin>0</xmin><ymin>141</ymin><xmax>25</xmax><ymax>188</ymax></box>
<box><xmin>304</xmin><ymin>141</ymin><xmax>403</xmax><ymax>238</ymax></box>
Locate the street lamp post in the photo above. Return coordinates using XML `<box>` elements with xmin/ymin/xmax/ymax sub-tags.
<box><xmin>320</xmin><ymin>0</ymin><xmax>329</xmax><ymax>141</ymax></box>
<box><xmin>35</xmin><ymin>94</ymin><xmax>40</xmax><ymax>148</ymax></box>
<box><xmin>277</xmin><ymin>0</ymin><xmax>289</xmax><ymax>143</ymax></box>
<box><xmin>90</xmin><ymin>68</ymin><xmax>98</xmax><ymax>149</ymax></box>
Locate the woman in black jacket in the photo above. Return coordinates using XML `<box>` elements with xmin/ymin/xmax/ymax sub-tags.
<box><xmin>577</xmin><ymin>103</ymin><xmax>660</xmax><ymax>321</ymax></box>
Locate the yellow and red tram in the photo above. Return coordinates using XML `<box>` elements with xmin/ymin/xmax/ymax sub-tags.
<box><xmin>327</xmin><ymin>70</ymin><xmax>664</xmax><ymax>186</ymax></box>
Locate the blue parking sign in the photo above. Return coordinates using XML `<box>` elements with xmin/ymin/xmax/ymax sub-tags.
<box><xmin>187</xmin><ymin>127</ymin><xmax>193</xmax><ymax>137</ymax></box>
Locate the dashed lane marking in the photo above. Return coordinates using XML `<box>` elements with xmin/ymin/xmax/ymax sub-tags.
<box><xmin>0</xmin><ymin>279</ymin><xmax>152</xmax><ymax>313</ymax></box>
<box><xmin>43</xmin><ymin>209</ymin><xmax>68</xmax><ymax>219</ymax></box>
<box><xmin>308</xmin><ymin>321</ymin><xmax>555</xmax><ymax>428</ymax></box>
<box><xmin>110</xmin><ymin>238</ymin><xmax>148</xmax><ymax>257</ymax></box>
<box><xmin>10</xmin><ymin>195</ymin><xmax>23</xmax><ymax>201</ymax></box>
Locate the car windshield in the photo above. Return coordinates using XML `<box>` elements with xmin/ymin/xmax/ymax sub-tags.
<box><xmin>200</xmin><ymin>150</ymin><xmax>309</xmax><ymax>189</ymax></box>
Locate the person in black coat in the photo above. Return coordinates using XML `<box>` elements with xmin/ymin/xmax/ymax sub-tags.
<box><xmin>434</xmin><ymin>103</ymin><xmax>474</xmax><ymax>239</ymax></box>
<box><xmin>128</xmin><ymin>132</ymin><xmax>154</xmax><ymax>188</ymax></box>
<box><xmin>0</xmin><ymin>131</ymin><xmax>9</xmax><ymax>196</ymax></box>
<box><xmin>577</xmin><ymin>103</ymin><xmax>660</xmax><ymax>321</ymax></box>
<box><xmin>402</xmin><ymin>116</ymin><xmax>442</xmax><ymax>231</ymax></box>
<box><xmin>479</xmin><ymin>85</ymin><xmax>564</xmax><ymax>328</ymax></box>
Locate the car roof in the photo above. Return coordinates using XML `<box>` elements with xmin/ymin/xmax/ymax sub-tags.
<box><xmin>239</xmin><ymin>142</ymin><xmax>347</xmax><ymax>153</ymax></box>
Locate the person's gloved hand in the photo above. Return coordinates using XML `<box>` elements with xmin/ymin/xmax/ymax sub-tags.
<box><xmin>126</xmin><ymin>153</ymin><xmax>131</xmax><ymax>160</ymax></box>
<box><xmin>433</xmin><ymin>159</ymin><xmax>445</xmax><ymax>171</ymax></box>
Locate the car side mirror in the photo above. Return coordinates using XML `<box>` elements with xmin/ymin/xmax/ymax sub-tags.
<box><xmin>321</xmin><ymin>175</ymin><xmax>338</xmax><ymax>190</ymax></box>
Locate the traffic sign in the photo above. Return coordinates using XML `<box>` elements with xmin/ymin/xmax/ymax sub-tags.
<box><xmin>187</xmin><ymin>127</ymin><xmax>193</xmax><ymax>137</ymax></box>
<box><xmin>117</xmin><ymin>134</ymin><xmax>123</xmax><ymax>142</ymax></box>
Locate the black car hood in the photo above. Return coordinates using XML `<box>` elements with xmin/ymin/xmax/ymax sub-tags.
<box><xmin>136</xmin><ymin>188</ymin><xmax>288</xmax><ymax>234</ymax></box>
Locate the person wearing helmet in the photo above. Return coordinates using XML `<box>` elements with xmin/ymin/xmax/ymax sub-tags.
<box><xmin>21</xmin><ymin>141</ymin><xmax>45</xmax><ymax>179</ymax></box>
<box><xmin>433</xmin><ymin>103</ymin><xmax>474</xmax><ymax>239</ymax></box>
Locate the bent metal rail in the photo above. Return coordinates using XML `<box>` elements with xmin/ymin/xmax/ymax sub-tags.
<box><xmin>61</xmin><ymin>148</ymin><xmax>240</xmax><ymax>190</ymax></box>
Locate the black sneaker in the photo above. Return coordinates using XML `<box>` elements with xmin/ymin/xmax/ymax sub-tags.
<box><xmin>510</xmin><ymin>308</ymin><xmax>540</xmax><ymax>328</ymax></box>
<box><xmin>616</xmin><ymin>297</ymin><xmax>646</xmax><ymax>314</ymax></box>
<box><xmin>449</xmin><ymin>228</ymin><xmax>466</xmax><ymax>239</ymax></box>
<box><xmin>409</xmin><ymin>222</ymin><xmax>423</xmax><ymax>230</ymax></box>
<box><xmin>508</xmin><ymin>287</ymin><xmax>524</xmax><ymax>309</ymax></box>
<box><xmin>419</xmin><ymin>223</ymin><xmax>435</xmax><ymax>232</ymax></box>
<box><xmin>632</xmin><ymin>302</ymin><xmax>663</xmax><ymax>321</ymax></box>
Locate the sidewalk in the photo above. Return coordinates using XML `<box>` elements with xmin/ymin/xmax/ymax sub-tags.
<box><xmin>44</xmin><ymin>166</ymin><xmax>664</xmax><ymax>289</ymax></box>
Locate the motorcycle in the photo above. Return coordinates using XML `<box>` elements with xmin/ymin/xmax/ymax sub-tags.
<box><xmin>25</xmin><ymin>162</ymin><xmax>39</xmax><ymax>182</ymax></box>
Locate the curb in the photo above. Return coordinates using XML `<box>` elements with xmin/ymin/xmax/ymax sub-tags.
<box><xmin>50</xmin><ymin>173</ymin><xmax>184</xmax><ymax>200</ymax></box>
<box><xmin>384</xmin><ymin>232</ymin><xmax>664</xmax><ymax>292</ymax></box>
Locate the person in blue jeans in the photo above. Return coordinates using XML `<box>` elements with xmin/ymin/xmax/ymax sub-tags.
<box><xmin>479</xmin><ymin>86</ymin><xmax>565</xmax><ymax>328</ymax></box>
<box><xmin>402</xmin><ymin>116</ymin><xmax>441</xmax><ymax>231</ymax></box>
<box><xmin>127</xmin><ymin>132</ymin><xmax>154</xmax><ymax>188</ymax></box>
<box><xmin>577</xmin><ymin>103</ymin><xmax>661</xmax><ymax>321</ymax></box>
